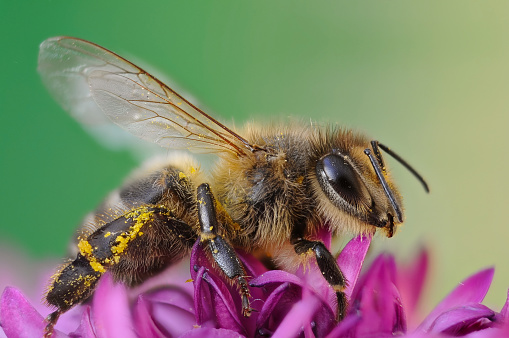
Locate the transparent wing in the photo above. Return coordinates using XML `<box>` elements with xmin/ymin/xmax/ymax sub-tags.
<box><xmin>38</xmin><ymin>36</ymin><xmax>253</xmax><ymax>156</ymax></box>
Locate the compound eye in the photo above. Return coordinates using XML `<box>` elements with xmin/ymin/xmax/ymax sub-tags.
<box><xmin>316</xmin><ymin>153</ymin><xmax>369</xmax><ymax>206</ymax></box>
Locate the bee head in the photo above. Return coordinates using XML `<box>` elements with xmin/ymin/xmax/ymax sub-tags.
<box><xmin>313</xmin><ymin>140</ymin><xmax>428</xmax><ymax>238</ymax></box>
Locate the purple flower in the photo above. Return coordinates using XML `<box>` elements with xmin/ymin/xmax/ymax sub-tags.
<box><xmin>1</xmin><ymin>232</ymin><xmax>508</xmax><ymax>337</ymax></box>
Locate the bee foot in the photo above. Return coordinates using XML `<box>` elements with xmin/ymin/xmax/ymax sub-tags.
<box><xmin>44</xmin><ymin>310</ymin><xmax>61</xmax><ymax>338</ymax></box>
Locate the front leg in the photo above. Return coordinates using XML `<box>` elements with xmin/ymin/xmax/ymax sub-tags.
<box><xmin>293</xmin><ymin>238</ymin><xmax>348</xmax><ymax>321</ymax></box>
<box><xmin>196</xmin><ymin>183</ymin><xmax>252</xmax><ymax>316</ymax></box>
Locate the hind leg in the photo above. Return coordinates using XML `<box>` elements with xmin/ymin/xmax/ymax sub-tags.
<box><xmin>44</xmin><ymin>205</ymin><xmax>197</xmax><ymax>336</ymax></box>
<box><xmin>44</xmin><ymin>164</ymin><xmax>199</xmax><ymax>336</ymax></box>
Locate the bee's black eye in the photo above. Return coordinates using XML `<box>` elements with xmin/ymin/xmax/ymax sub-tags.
<box><xmin>316</xmin><ymin>153</ymin><xmax>369</xmax><ymax>207</ymax></box>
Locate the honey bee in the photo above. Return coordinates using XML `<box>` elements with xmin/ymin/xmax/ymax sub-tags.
<box><xmin>38</xmin><ymin>37</ymin><xmax>428</xmax><ymax>337</ymax></box>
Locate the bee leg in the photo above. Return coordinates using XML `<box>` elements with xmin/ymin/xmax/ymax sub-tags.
<box><xmin>293</xmin><ymin>239</ymin><xmax>347</xmax><ymax>321</ymax></box>
<box><xmin>196</xmin><ymin>183</ymin><xmax>252</xmax><ymax>317</ymax></box>
<box><xmin>44</xmin><ymin>253</ymin><xmax>103</xmax><ymax>336</ymax></box>
<box><xmin>45</xmin><ymin>205</ymin><xmax>194</xmax><ymax>336</ymax></box>
<box><xmin>43</xmin><ymin>309</ymin><xmax>62</xmax><ymax>337</ymax></box>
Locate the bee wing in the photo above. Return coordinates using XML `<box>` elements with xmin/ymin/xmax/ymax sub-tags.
<box><xmin>38</xmin><ymin>36</ymin><xmax>252</xmax><ymax>156</ymax></box>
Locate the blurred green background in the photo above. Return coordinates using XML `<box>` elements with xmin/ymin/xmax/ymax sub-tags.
<box><xmin>1</xmin><ymin>1</ymin><xmax>508</xmax><ymax>315</ymax></box>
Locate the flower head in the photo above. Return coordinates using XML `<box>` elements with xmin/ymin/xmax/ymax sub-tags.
<box><xmin>1</xmin><ymin>232</ymin><xmax>508</xmax><ymax>337</ymax></box>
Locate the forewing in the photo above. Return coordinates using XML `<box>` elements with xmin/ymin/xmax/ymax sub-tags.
<box><xmin>38</xmin><ymin>37</ymin><xmax>250</xmax><ymax>155</ymax></box>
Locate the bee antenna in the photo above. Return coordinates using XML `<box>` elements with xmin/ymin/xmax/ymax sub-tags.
<box><xmin>375</xmin><ymin>141</ymin><xmax>430</xmax><ymax>193</ymax></box>
<box><xmin>364</xmin><ymin>148</ymin><xmax>404</xmax><ymax>223</ymax></box>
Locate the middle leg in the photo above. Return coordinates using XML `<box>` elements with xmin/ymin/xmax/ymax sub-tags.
<box><xmin>196</xmin><ymin>183</ymin><xmax>252</xmax><ymax>316</ymax></box>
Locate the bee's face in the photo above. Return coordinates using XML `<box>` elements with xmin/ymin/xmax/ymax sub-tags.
<box><xmin>313</xmin><ymin>144</ymin><xmax>403</xmax><ymax>237</ymax></box>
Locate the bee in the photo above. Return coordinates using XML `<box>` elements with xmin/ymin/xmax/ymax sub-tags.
<box><xmin>38</xmin><ymin>37</ymin><xmax>429</xmax><ymax>336</ymax></box>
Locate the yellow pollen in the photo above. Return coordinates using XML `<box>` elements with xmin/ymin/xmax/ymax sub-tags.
<box><xmin>78</xmin><ymin>240</ymin><xmax>93</xmax><ymax>256</ymax></box>
<box><xmin>89</xmin><ymin>261</ymin><xmax>105</xmax><ymax>273</ymax></box>
<box><xmin>111</xmin><ymin>207</ymin><xmax>153</xmax><ymax>255</ymax></box>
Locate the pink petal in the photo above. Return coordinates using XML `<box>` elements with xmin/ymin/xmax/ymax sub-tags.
<box><xmin>192</xmin><ymin>266</ymin><xmax>215</xmax><ymax>326</ymax></box>
<box><xmin>500</xmin><ymin>289</ymin><xmax>509</xmax><ymax>320</ymax></box>
<box><xmin>0</xmin><ymin>287</ymin><xmax>67</xmax><ymax>338</ymax></box>
<box><xmin>236</xmin><ymin>249</ymin><xmax>268</xmax><ymax>278</ymax></box>
<box><xmin>202</xmin><ymin>272</ymin><xmax>245</xmax><ymax>334</ymax></box>
<box><xmin>251</xmin><ymin>269</ymin><xmax>332</xmax><ymax>313</ymax></box>
<box><xmin>143</xmin><ymin>288</ymin><xmax>208</xmax><ymax>337</ymax></box>
<box><xmin>191</xmin><ymin>258</ymin><xmax>246</xmax><ymax>334</ymax></box>
<box><xmin>69</xmin><ymin>307</ymin><xmax>96</xmax><ymax>338</ymax></box>
<box><xmin>272</xmin><ymin>289</ymin><xmax>321</xmax><ymax>338</ymax></box>
<box><xmin>325</xmin><ymin>314</ymin><xmax>362</xmax><ymax>338</ymax></box>
<box><xmin>253</xmin><ymin>274</ymin><xmax>336</xmax><ymax>336</ymax></box>
<box><xmin>133</xmin><ymin>295</ymin><xmax>172</xmax><ymax>337</ymax></box>
<box><xmin>143</xmin><ymin>287</ymin><xmax>194</xmax><ymax>314</ymax></box>
<box><xmin>397</xmin><ymin>249</ymin><xmax>429</xmax><ymax>323</ymax></box>
<box><xmin>337</xmin><ymin>234</ymin><xmax>372</xmax><ymax>301</ymax></box>
<box><xmin>462</xmin><ymin>324</ymin><xmax>509</xmax><ymax>338</ymax></box>
<box><xmin>191</xmin><ymin>241</ymin><xmax>258</xmax><ymax>333</ymax></box>
<box><xmin>314</xmin><ymin>226</ymin><xmax>332</xmax><ymax>249</ymax></box>
<box><xmin>250</xmin><ymin>270</ymin><xmax>304</xmax><ymax>289</ymax></box>
<box><xmin>255</xmin><ymin>282</ymin><xmax>290</xmax><ymax>329</ymax></box>
<box><xmin>180</xmin><ymin>327</ymin><xmax>246</xmax><ymax>338</ymax></box>
<box><xmin>92</xmin><ymin>273</ymin><xmax>136</xmax><ymax>338</ymax></box>
<box><xmin>428</xmin><ymin>303</ymin><xmax>495</xmax><ymax>335</ymax></box>
<box><xmin>418</xmin><ymin>268</ymin><xmax>494</xmax><ymax>332</ymax></box>
<box><xmin>349</xmin><ymin>254</ymin><xmax>406</xmax><ymax>336</ymax></box>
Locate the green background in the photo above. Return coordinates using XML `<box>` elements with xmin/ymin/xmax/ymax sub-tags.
<box><xmin>1</xmin><ymin>1</ymin><xmax>508</xmax><ymax>315</ymax></box>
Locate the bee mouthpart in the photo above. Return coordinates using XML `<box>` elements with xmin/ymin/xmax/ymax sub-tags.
<box><xmin>385</xmin><ymin>213</ymin><xmax>396</xmax><ymax>238</ymax></box>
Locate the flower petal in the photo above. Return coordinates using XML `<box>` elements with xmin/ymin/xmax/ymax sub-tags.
<box><xmin>500</xmin><ymin>289</ymin><xmax>509</xmax><ymax>320</ymax></box>
<box><xmin>69</xmin><ymin>306</ymin><xmax>96</xmax><ymax>338</ymax></box>
<box><xmin>349</xmin><ymin>254</ymin><xmax>407</xmax><ymax>336</ymax></box>
<box><xmin>337</xmin><ymin>234</ymin><xmax>372</xmax><ymax>301</ymax></box>
<box><xmin>237</xmin><ymin>248</ymin><xmax>268</xmax><ymax>278</ymax></box>
<box><xmin>325</xmin><ymin>313</ymin><xmax>362</xmax><ymax>338</ymax></box>
<box><xmin>190</xmin><ymin>242</ymin><xmax>246</xmax><ymax>334</ymax></box>
<box><xmin>272</xmin><ymin>289</ymin><xmax>321</xmax><ymax>338</ymax></box>
<box><xmin>255</xmin><ymin>282</ymin><xmax>290</xmax><ymax>330</ymax></box>
<box><xmin>180</xmin><ymin>327</ymin><xmax>246</xmax><ymax>338</ymax></box>
<box><xmin>192</xmin><ymin>266</ymin><xmax>215</xmax><ymax>326</ymax></box>
<box><xmin>0</xmin><ymin>287</ymin><xmax>67</xmax><ymax>338</ymax></box>
<box><xmin>252</xmin><ymin>270</ymin><xmax>335</xmax><ymax>336</ymax></box>
<box><xmin>133</xmin><ymin>291</ymin><xmax>196</xmax><ymax>338</ymax></box>
<box><xmin>428</xmin><ymin>303</ymin><xmax>495</xmax><ymax>335</ymax></box>
<box><xmin>251</xmin><ymin>269</ymin><xmax>333</xmax><ymax>313</ymax></box>
<box><xmin>132</xmin><ymin>296</ymin><xmax>166</xmax><ymax>337</ymax></box>
<box><xmin>461</xmin><ymin>324</ymin><xmax>509</xmax><ymax>338</ymax></box>
<box><xmin>418</xmin><ymin>268</ymin><xmax>494</xmax><ymax>332</ymax></box>
<box><xmin>314</xmin><ymin>226</ymin><xmax>332</xmax><ymax>249</ymax></box>
<box><xmin>145</xmin><ymin>286</ymin><xmax>194</xmax><ymax>311</ymax></box>
<box><xmin>250</xmin><ymin>270</ymin><xmax>304</xmax><ymax>289</ymax></box>
<box><xmin>92</xmin><ymin>273</ymin><xmax>136</xmax><ymax>338</ymax></box>
<box><xmin>396</xmin><ymin>248</ymin><xmax>428</xmax><ymax>324</ymax></box>
<box><xmin>203</xmin><ymin>272</ymin><xmax>245</xmax><ymax>333</ymax></box>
